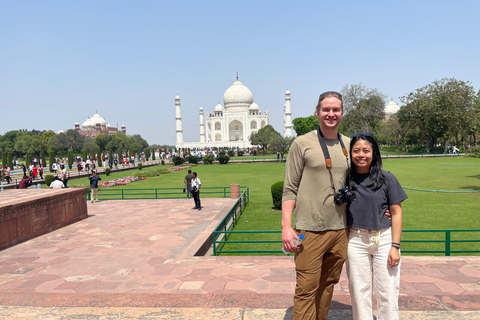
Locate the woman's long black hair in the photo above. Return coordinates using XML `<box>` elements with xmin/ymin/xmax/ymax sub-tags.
<box><xmin>349</xmin><ymin>134</ymin><xmax>385</xmax><ymax>190</ymax></box>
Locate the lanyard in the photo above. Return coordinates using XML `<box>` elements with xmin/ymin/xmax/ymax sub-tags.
<box><xmin>316</xmin><ymin>128</ymin><xmax>350</xmax><ymax>194</ymax></box>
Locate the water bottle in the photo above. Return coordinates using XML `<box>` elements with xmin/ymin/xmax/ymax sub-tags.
<box><xmin>37</xmin><ymin>184</ymin><xmax>41</xmax><ymax>189</ymax></box>
<box><xmin>1</xmin><ymin>183</ymin><xmax>4</xmax><ymax>192</ymax></box>
<box><xmin>282</xmin><ymin>234</ymin><xmax>305</xmax><ymax>254</ymax></box>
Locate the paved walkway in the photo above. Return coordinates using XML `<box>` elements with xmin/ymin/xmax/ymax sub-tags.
<box><xmin>0</xmin><ymin>198</ymin><xmax>479</xmax><ymax>319</ymax></box>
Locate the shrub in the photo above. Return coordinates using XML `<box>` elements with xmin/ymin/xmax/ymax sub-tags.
<box><xmin>466</xmin><ymin>146</ymin><xmax>480</xmax><ymax>158</ymax></box>
<box><xmin>203</xmin><ymin>156</ymin><xmax>214</xmax><ymax>164</ymax></box>
<box><xmin>172</xmin><ymin>156</ymin><xmax>185</xmax><ymax>165</ymax></box>
<box><xmin>219</xmin><ymin>151</ymin><xmax>226</xmax><ymax>157</ymax></box>
<box><xmin>186</xmin><ymin>155</ymin><xmax>199</xmax><ymax>164</ymax></box>
<box><xmin>228</xmin><ymin>150</ymin><xmax>235</xmax><ymax>157</ymax></box>
<box><xmin>271</xmin><ymin>181</ymin><xmax>284</xmax><ymax>210</ymax></box>
<box><xmin>218</xmin><ymin>155</ymin><xmax>230</xmax><ymax>164</ymax></box>
<box><xmin>138</xmin><ymin>163</ymin><xmax>143</xmax><ymax>170</ymax></box>
<box><xmin>105</xmin><ymin>168</ymin><xmax>111</xmax><ymax>176</ymax></box>
<box><xmin>134</xmin><ymin>170</ymin><xmax>159</xmax><ymax>177</ymax></box>
<box><xmin>45</xmin><ymin>175</ymin><xmax>55</xmax><ymax>187</ymax></box>
<box><xmin>237</xmin><ymin>150</ymin><xmax>244</xmax><ymax>156</ymax></box>
<box><xmin>156</xmin><ymin>169</ymin><xmax>170</xmax><ymax>174</ymax></box>
<box><xmin>161</xmin><ymin>159</ymin><xmax>165</xmax><ymax>165</ymax></box>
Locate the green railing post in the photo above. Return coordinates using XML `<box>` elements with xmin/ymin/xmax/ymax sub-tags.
<box><xmin>122</xmin><ymin>189</ymin><xmax>124</xmax><ymax>200</ymax></box>
<box><xmin>87</xmin><ymin>189</ymin><xmax>91</xmax><ymax>200</ymax></box>
<box><xmin>155</xmin><ymin>189</ymin><xmax>158</xmax><ymax>199</ymax></box>
<box><xmin>445</xmin><ymin>231</ymin><xmax>451</xmax><ymax>256</ymax></box>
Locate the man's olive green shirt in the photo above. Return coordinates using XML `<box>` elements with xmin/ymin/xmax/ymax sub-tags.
<box><xmin>283</xmin><ymin>130</ymin><xmax>350</xmax><ymax>232</ymax></box>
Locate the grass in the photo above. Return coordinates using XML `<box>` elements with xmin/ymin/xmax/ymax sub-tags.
<box><xmin>63</xmin><ymin>157</ymin><xmax>480</xmax><ymax>256</ymax></box>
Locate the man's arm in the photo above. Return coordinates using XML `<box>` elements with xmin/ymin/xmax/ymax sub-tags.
<box><xmin>282</xmin><ymin>199</ymin><xmax>298</xmax><ymax>253</ymax></box>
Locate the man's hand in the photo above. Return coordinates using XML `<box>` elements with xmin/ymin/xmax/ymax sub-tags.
<box><xmin>282</xmin><ymin>227</ymin><xmax>298</xmax><ymax>253</ymax></box>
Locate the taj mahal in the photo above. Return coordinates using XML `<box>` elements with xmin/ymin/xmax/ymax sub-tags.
<box><xmin>175</xmin><ymin>75</ymin><xmax>292</xmax><ymax>149</ymax></box>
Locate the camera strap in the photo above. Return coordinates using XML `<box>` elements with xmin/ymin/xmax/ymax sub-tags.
<box><xmin>316</xmin><ymin>128</ymin><xmax>350</xmax><ymax>195</ymax></box>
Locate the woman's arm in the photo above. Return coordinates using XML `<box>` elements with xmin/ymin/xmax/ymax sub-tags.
<box><xmin>388</xmin><ymin>202</ymin><xmax>403</xmax><ymax>268</ymax></box>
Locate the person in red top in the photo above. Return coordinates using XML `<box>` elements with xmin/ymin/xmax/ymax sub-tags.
<box><xmin>32</xmin><ymin>165</ymin><xmax>38</xmax><ymax>180</ymax></box>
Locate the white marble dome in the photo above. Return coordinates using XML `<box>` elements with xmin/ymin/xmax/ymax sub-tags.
<box><xmin>223</xmin><ymin>80</ymin><xmax>253</xmax><ymax>108</ymax></box>
<box><xmin>249</xmin><ymin>102</ymin><xmax>260</xmax><ymax>110</ymax></box>
<box><xmin>82</xmin><ymin>118</ymin><xmax>95</xmax><ymax>128</ymax></box>
<box><xmin>214</xmin><ymin>103</ymin><xmax>223</xmax><ymax>111</ymax></box>
<box><xmin>90</xmin><ymin>113</ymin><xmax>107</xmax><ymax>127</ymax></box>
<box><xmin>385</xmin><ymin>100</ymin><xmax>400</xmax><ymax>115</ymax></box>
<box><xmin>58</xmin><ymin>130</ymin><xmax>65</xmax><ymax>134</ymax></box>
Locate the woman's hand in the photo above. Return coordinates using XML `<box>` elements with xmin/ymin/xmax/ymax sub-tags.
<box><xmin>388</xmin><ymin>247</ymin><xmax>400</xmax><ymax>268</ymax></box>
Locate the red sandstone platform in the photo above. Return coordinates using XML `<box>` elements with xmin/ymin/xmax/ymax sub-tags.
<box><xmin>0</xmin><ymin>197</ymin><xmax>479</xmax><ymax>319</ymax></box>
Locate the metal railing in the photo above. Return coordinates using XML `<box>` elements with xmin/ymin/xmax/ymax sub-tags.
<box><xmin>87</xmin><ymin>186</ymin><xmax>232</xmax><ymax>200</ymax></box>
<box><xmin>212</xmin><ymin>229</ymin><xmax>480</xmax><ymax>256</ymax></box>
<box><xmin>212</xmin><ymin>187</ymin><xmax>250</xmax><ymax>256</ymax></box>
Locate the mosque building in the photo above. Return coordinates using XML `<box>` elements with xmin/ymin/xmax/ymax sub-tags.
<box><xmin>175</xmin><ymin>76</ymin><xmax>293</xmax><ymax>149</ymax></box>
<box><xmin>72</xmin><ymin>112</ymin><xmax>126</xmax><ymax>139</ymax></box>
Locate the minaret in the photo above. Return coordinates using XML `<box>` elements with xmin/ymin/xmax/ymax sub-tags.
<box><xmin>284</xmin><ymin>89</ymin><xmax>293</xmax><ymax>137</ymax></box>
<box><xmin>199</xmin><ymin>106</ymin><xmax>205</xmax><ymax>143</ymax></box>
<box><xmin>175</xmin><ymin>95</ymin><xmax>183</xmax><ymax>145</ymax></box>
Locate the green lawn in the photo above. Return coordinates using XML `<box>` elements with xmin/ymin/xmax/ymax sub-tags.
<box><xmin>68</xmin><ymin>157</ymin><xmax>480</xmax><ymax>255</ymax></box>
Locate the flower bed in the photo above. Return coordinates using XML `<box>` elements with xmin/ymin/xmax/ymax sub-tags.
<box><xmin>168</xmin><ymin>166</ymin><xmax>191</xmax><ymax>172</ymax></box>
<box><xmin>100</xmin><ymin>176</ymin><xmax>147</xmax><ymax>188</ymax></box>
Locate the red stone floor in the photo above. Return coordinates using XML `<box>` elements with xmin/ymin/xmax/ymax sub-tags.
<box><xmin>0</xmin><ymin>198</ymin><xmax>479</xmax><ymax>319</ymax></box>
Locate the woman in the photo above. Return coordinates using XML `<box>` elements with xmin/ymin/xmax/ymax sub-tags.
<box><xmin>346</xmin><ymin>133</ymin><xmax>407</xmax><ymax>320</ymax></box>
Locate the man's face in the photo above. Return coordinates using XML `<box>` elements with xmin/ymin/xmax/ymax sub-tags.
<box><xmin>316</xmin><ymin>97</ymin><xmax>343</xmax><ymax>130</ymax></box>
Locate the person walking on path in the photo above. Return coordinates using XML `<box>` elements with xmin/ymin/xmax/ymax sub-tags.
<box><xmin>282</xmin><ymin>91</ymin><xmax>350</xmax><ymax>320</ymax></box>
<box><xmin>4</xmin><ymin>165</ymin><xmax>12</xmax><ymax>184</ymax></box>
<box><xmin>32</xmin><ymin>165</ymin><xmax>38</xmax><ymax>180</ymax></box>
<box><xmin>346</xmin><ymin>134</ymin><xmax>407</xmax><ymax>320</ymax></box>
<box><xmin>39</xmin><ymin>164</ymin><xmax>44</xmax><ymax>180</ymax></box>
<box><xmin>60</xmin><ymin>165</ymin><xmax>68</xmax><ymax>188</ymax></box>
<box><xmin>88</xmin><ymin>171</ymin><xmax>102</xmax><ymax>203</ymax></box>
<box><xmin>191</xmin><ymin>172</ymin><xmax>202</xmax><ymax>210</ymax></box>
<box><xmin>184</xmin><ymin>169</ymin><xmax>194</xmax><ymax>199</ymax></box>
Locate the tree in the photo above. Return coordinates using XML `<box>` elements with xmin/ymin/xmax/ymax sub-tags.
<box><xmin>49</xmin><ymin>151</ymin><xmax>55</xmax><ymax>172</ymax></box>
<box><xmin>68</xmin><ymin>150</ymin><xmax>73</xmax><ymax>169</ymax></box>
<box><xmin>0</xmin><ymin>130</ymin><xmax>18</xmax><ymax>155</ymax></box>
<box><xmin>340</xmin><ymin>83</ymin><xmax>387</xmax><ymax>135</ymax></box>
<box><xmin>93</xmin><ymin>133</ymin><xmax>111</xmax><ymax>152</ymax></box>
<box><xmin>129</xmin><ymin>142</ymin><xmax>142</xmax><ymax>155</ymax></box>
<box><xmin>249</xmin><ymin>125</ymin><xmax>278</xmax><ymax>155</ymax></box>
<box><xmin>399</xmin><ymin>78</ymin><xmax>477</xmax><ymax>152</ymax></box>
<box><xmin>107</xmin><ymin>132</ymin><xmax>128</xmax><ymax>153</ymax></box>
<box><xmin>50</xmin><ymin>130</ymin><xmax>85</xmax><ymax>153</ymax></box>
<box><xmin>292</xmin><ymin>115</ymin><xmax>318</xmax><ymax>136</ymax></box>
<box><xmin>269</xmin><ymin>134</ymin><xmax>295</xmax><ymax>159</ymax></box>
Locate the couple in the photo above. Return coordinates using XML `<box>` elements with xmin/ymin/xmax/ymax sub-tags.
<box><xmin>184</xmin><ymin>169</ymin><xmax>202</xmax><ymax>210</ymax></box>
<box><xmin>282</xmin><ymin>91</ymin><xmax>407</xmax><ymax>320</ymax></box>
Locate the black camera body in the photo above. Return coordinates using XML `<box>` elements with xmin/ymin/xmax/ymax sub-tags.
<box><xmin>334</xmin><ymin>186</ymin><xmax>356</xmax><ymax>205</ymax></box>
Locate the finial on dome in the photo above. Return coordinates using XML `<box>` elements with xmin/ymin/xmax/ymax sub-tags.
<box><xmin>236</xmin><ymin>72</ymin><xmax>238</xmax><ymax>81</ymax></box>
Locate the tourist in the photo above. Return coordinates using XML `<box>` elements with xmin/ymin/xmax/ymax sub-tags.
<box><xmin>114</xmin><ymin>156</ymin><xmax>118</xmax><ymax>169</ymax></box>
<box><xmin>346</xmin><ymin>133</ymin><xmax>407</xmax><ymax>320</ymax></box>
<box><xmin>88</xmin><ymin>171</ymin><xmax>102</xmax><ymax>203</ymax></box>
<box><xmin>60</xmin><ymin>165</ymin><xmax>68</xmax><ymax>188</ymax></box>
<box><xmin>28</xmin><ymin>163</ymin><xmax>34</xmax><ymax>178</ymax></box>
<box><xmin>21</xmin><ymin>163</ymin><xmax>27</xmax><ymax>175</ymax></box>
<box><xmin>19</xmin><ymin>175</ymin><xmax>32</xmax><ymax>189</ymax></box>
<box><xmin>77</xmin><ymin>160</ymin><xmax>82</xmax><ymax>173</ymax></box>
<box><xmin>282</xmin><ymin>91</ymin><xmax>350</xmax><ymax>319</ymax></box>
<box><xmin>191</xmin><ymin>172</ymin><xmax>201</xmax><ymax>210</ymax></box>
<box><xmin>52</xmin><ymin>162</ymin><xmax>58</xmax><ymax>174</ymax></box>
<box><xmin>32</xmin><ymin>165</ymin><xmax>38</xmax><ymax>180</ymax></box>
<box><xmin>38</xmin><ymin>164</ymin><xmax>44</xmax><ymax>180</ymax></box>
<box><xmin>4</xmin><ymin>165</ymin><xmax>12</xmax><ymax>184</ymax></box>
<box><xmin>184</xmin><ymin>169</ymin><xmax>194</xmax><ymax>199</ymax></box>
<box><xmin>49</xmin><ymin>176</ymin><xmax>64</xmax><ymax>189</ymax></box>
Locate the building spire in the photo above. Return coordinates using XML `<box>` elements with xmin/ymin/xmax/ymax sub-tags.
<box><xmin>236</xmin><ymin>72</ymin><xmax>238</xmax><ymax>81</ymax></box>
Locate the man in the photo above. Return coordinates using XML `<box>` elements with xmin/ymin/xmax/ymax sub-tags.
<box><xmin>282</xmin><ymin>91</ymin><xmax>350</xmax><ymax>320</ymax></box>
<box><xmin>184</xmin><ymin>169</ymin><xmax>194</xmax><ymax>199</ymax></box>
<box><xmin>4</xmin><ymin>165</ymin><xmax>12</xmax><ymax>184</ymax></box>
<box><xmin>191</xmin><ymin>172</ymin><xmax>201</xmax><ymax>210</ymax></box>
<box><xmin>60</xmin><ymin>165</ymin><xmax>68</xmax><ymax>188</ymax></box>
<box><xmin>49</xmin><ymin>176</ymin><xmax>65</xmax><ymax>189</ymax></box>
<box><xmin>88</xmin><ymin>171</ymin><xmax>102</xmax><ymax>203</ymax></box>
<box><xmin>19</xmin><ymin>175</ymin><xmax>33</xmax><ymax>189</ymax></box>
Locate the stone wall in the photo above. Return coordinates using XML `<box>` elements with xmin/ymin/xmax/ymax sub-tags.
<box><xmin>0</xmin><ymin>189</ymin><xmax>88</xmax><ymax>250</ymax></box>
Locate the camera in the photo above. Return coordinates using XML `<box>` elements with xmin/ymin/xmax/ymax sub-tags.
<box><xmin>334</xmin><ymin>186</ymin><xmax>356</xmax><ymax>205</ymax></box>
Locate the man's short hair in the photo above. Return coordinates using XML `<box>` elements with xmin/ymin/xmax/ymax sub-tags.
<box><xmin>316</xmin><ymin>91</ymin><xmax>343</xmax><ymax>113</ymax></box>
<box><xmin>193</xmin><ymin>172</ymin><xmax>197</xmax><ymax>177</ymax></box>
<box><xmin>188</xmin><ymin>169</ymin><xmax>192</xmax><ymax>173</ymax></box>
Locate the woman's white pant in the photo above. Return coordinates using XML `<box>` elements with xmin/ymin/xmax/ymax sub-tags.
<box><xmin>347</xmin><ymin>227</ymin><xmax>400</xmax><ymax>320</ymax></box>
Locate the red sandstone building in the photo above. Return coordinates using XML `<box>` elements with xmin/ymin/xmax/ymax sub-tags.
<box><xmin>74</xmin><ymin>112</ymin><xmax>126</xmax><ymax>139</ymax></box>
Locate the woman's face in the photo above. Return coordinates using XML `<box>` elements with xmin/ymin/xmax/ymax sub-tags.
<box><xmin>351</xmin><ymin>139</ymin><xmax>373</xmax><ymax>174</ymax></box>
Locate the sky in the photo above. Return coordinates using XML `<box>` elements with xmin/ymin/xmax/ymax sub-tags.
<box><xmin>1</xmin><ymin>1</ymin><xmax>479</xmax><ymax>145</ymax></box>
